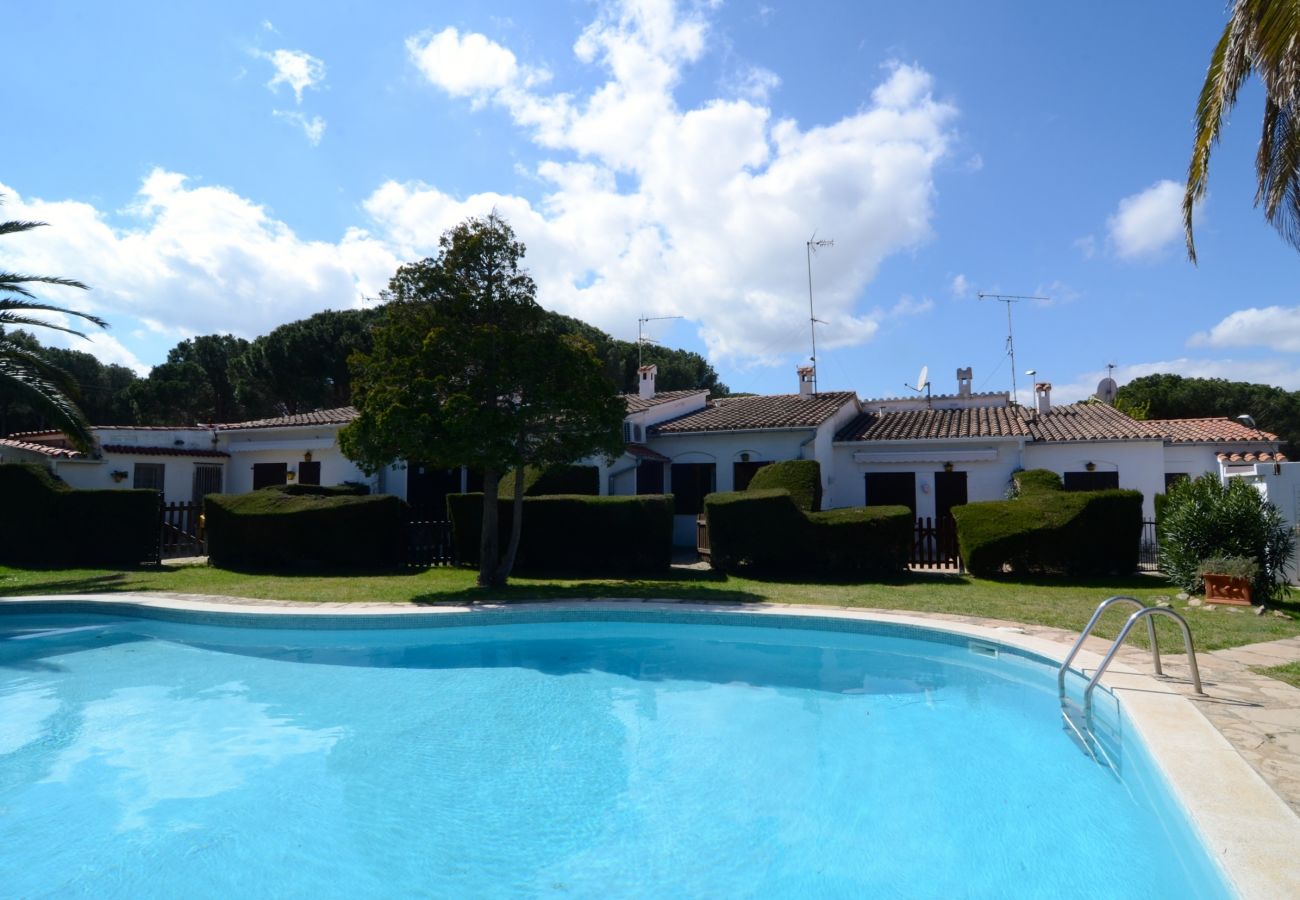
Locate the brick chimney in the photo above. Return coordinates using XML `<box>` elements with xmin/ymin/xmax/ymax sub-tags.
<box><xmin>1035</xmin><ymin>382</ymin><xmax>1052</xmax><ymax>415</ymax></box>
<box><xmin>797</xmin><ymin>365</ymin><xmax>815</xmax><ymax>397</ymax></box>
<box><xmin>638</xmin><ymin>364</ymin><xmax>657</xmax><ymax>401</ymax></box>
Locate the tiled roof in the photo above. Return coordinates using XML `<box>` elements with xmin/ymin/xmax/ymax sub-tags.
<box><xmin>1025</xmin><ymin>403</ymin><xmax>1168</xmax><ymax>442</ymax></box>
<box><xmin>651</xmin><ymin>391</ymin><xmax>857</xmax><ymax>434</ymax></box>
<box><xmin>100</xmin><ymin>444</ymin><xmax>229</xmax><ymax>458</ymax></box>
<box><xmin>7</xmin><ymin>425</ymin><xmax>210</xmax><ymax>438</ymax></box>
<box><xmin>622</xmin><ymin>390</ymin><xmax>707</xmax><ymax>414</ymax></box>
<box><xmin>1152</xmin><ymin>417</ymin><xmax>1280</xmax><ymax>444</ymax></box>
<box><xmin>624</xmin><ymin>442</ymin><xmax>670</xmax><ymax>463</ymax></box>
<box><xmin>1217</xmin><ymin>451</ymin><xmax>1287</xmax><ymax>464</ymax></box>
<box><xmin>217</xmin><ymin>407</ymin><xmax>358</xmax><ymax>431</ymax></box>
<box><xmin>836</xmin><ymin>406</ymin><xmax>1032</xmax><ymax>442</ymax></box>
<box><xmin>0</xmin><ymin>437</ymin><xmax>84</xmax><ymax>459</ymax></box>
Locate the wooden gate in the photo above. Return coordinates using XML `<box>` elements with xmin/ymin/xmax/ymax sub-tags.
<box><xmin>911</xmin><ymin>516</ymin><xmax>961</xmax><ymax>570</ymax></box>
<box><xmin>160</xmin><ymin>501</ymin><xmax>204</xmax><ymax>559</ymax></box>
<box><xmin>404</xmin><ymin>508</ymin><xmax>456</xmax><ymax>569</ymax></box>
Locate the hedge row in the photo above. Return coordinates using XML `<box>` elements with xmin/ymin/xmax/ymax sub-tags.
<box><xmin>746</xmin><ymin>459</ymin><xmax>822</xmax><ymax>511</ymax></box>
<box><xmin>705</xmin><ymin>489</ymin><xmax>911</xmax><ymax>575</ymax></box>
<box><xmin>952</xmin><ymin>468</ymin><xmax>1142</xmax><ymax>577</ymax></box>
<box><xmin>498</xmin><ymin>464</ymin><xmax>599</xmax><ymax>498</ymax></box>
<box><xmin>205</xmin><ymin>488</ymin><xmax>403</xmax><ymax>569</ymax></box>
<box><xmin>448</xmin><ymin>493</ymin><xmax>673</xmax><ymax>573</ymax></box>
<box><xmin>0</xmin><ymin>464</ymin><xmax>159</xmax><ymax>566</ymax></box>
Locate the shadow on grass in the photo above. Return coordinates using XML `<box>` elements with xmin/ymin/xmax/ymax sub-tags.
<box><xmin>0</xmin><ymin>571</ymin><xmax>140</xmax><ymax>597</ymax></box>
<box><xmin>408</xmin><ymin>564</ymin><xmax>762</xmax><ymax>605</ymax></box>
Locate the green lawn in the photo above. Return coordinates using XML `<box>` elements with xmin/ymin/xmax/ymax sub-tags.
<box><xmin>2</xmin><ymin>562</ymin><xmax>1297</xmax><ymax>653</ymax></box>
<box><xmin>1252</xmin><ymin>661</ymin><xmax>1300</xmax><ymax>689</ymax></box>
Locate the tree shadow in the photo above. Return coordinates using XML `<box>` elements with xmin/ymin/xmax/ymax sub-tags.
<box><xmin>0</xmin><ymin>572</ymin><xmax>139</xmax><ymax>597</ymax></box>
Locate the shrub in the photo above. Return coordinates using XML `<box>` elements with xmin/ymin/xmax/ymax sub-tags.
<box><xmin>953</xmin><ymin>487</ymin><xmax>1143</xmax><ymax>577</ymax></box>
<box><xmin>498</xmin><ymin>464</ymin><xmax>599</xmax><ymax>498</ymax></box>
<box><xmin>205</xmin><ymin>490</ymin><xmax>403</xmax><ymax>569</ymax></box>
<box><xmin>746</xmin><ymin>460</ymin><xmax>822</xmax><ymax>511</ymax></box>
<box><xmin>263</xmin><ymin>482</ymin><xmax>370</xmax><ymax>497</ymax></box>
<box><xmin>1012</xmin><ymin>468</ymin><xmax>1063</xmax><ymax>496</ymax></box>
<box><xmin>448</xmin><ymin>493</ymin><xmax>672</xmax><ymax>572</ymax></box>
<box><xmin>705</xmin><ymin>488</ymin><xmax>910</xmax><ymax>576</ymax></box>
<box><xmin>0</xmin><ymin>464</ymin><xmax>159</xmax><ymax>566</ymax></box>
<box><xmin>1195</xmin><ymin>556</ymin><xmax>1259</xmax><ymax>581</ymax></box>
<box><xmin>1159</xmin><ymin>474</ymin><xmax>1293</xmax><ymax>602</ymax></box>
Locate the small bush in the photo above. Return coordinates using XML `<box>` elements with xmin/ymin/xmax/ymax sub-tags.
<box><xmin>953</xmin><ymin>487</ymin><xmax>1143</xmax><ymax>577</ymax></box>
<box><xmin>448</xmin><ymin>493</ymin><xmax>672</xmax><ymax>572</ymax></box>
<box><xmin>206</xmin><ymin>490</ymin><xmax>403</xmax><ymax>569</ymax></box>
<box><xmin>746</xmin><ymin>459</ymin><xmax>822</xmax><ymax>511</ymax></box>
<box><xmin>1012</xmin><ymin>468</ymin><xmax>1063</xmax><ymax>496</ymax></box>
<box><xmin>705</xmin><ymin>488</ymin><xmax>910</xmax><ymax>576</ymax></box>
<box><xmin>498</xmin><ymin>464</ymin><xmax>599</xmax><ymax>498</ymax></box>
<box><xmin>1160</xmin><ymin>474</ymin><xmax>1293</xmax><ymax>602</ymax></box>
<box><xmin>0</xmin><ymin>464</ymin><xmax>159</xmax><ymax>566</ymax></box>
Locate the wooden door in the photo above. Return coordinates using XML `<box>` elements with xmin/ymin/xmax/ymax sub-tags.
<box><xmin>298</xmin><ymin>461</ymin><xmax>321</xmax><ymax>485</ymax></box>
<box><xmin>934</xmin><ymin>471</ymin><xmax>968</xmax><ymax>521</ymax></box>
<box><xmin>252</xmin><ymin>463</ymin><xmax>287</xmax><ymax>490</ymax></box>
<box><xmin>864</xmin><ymin>472</ymin><xmax>916</xmax><ymax>515</ymax></box>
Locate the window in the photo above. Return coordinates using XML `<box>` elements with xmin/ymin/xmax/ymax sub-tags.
<box><xmin>670</xmin><ymin>463</ymin><xmax>716</xmax><ymax>514</ymax></box>
<box><xmin>864</xmin><ymin>472</ymin><xmax>916</xmax><ymax>515</ymax></box>
<box><xmin>133</xmin><ymin>463</ymin><xmax>164</xmax><ymax>492</ymax></box>
<box><xmin>636</xmin><ymin>461</ymin><xmax>665</xmax><ymax>495</ymax></box>
<box><xmin>1063</xmin><ymin>471</ymin><xmax>1119</xmax><ymax>491</ymax></box>
<box><xmin>1164</xmin><ymin>472</ymin><xmax>1189</xmax><ymax>491</ymax></box>
<box><xmin>298</xmin><ymin>461</ymin><xmax>321</xmax><ymax>485</ymax></box>
<box><xmin>192</xmin><ymin>464</ymin><xmax>223</xmax><ymax>503</ymax></box>
<box><xmin>252</xmin><ymin>462</ymin><xmax>288</xmax><ymax>490</ymax></box>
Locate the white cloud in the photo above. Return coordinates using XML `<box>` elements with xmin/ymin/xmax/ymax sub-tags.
<box><xmin>0</xmin><ymin>173</ymin><xmax>400</xmax><ymax>344</ymax></box>
<box><xmin>1106</xmin><ymin>179</ymin><xmax>1185</xmax><ymax>261</ymax></box>
<box><xmin>1051</xmin><ymin>357</ymin><xmax>1300</xmax><ymax>404</ymax></box>
<box><xmin>1190</xmin><ymin>305</ymin><xmax>1300</xmax><ymax>353</ymax></box>
<box><xmin>260</xmin><ymin>48</ymin><xmax>325</xmax><ymax>104</ymax></box>
<box><xmin>273</xmin><ymin>110</ymin><xmax>326</xmax><ymax>146</ymax></box>
<box><xmin>727</xmin><ymin>64</ymin><xmax>780</xmax><ymax>102</ymax></box>
<box><xmin>397</xmin><ymin>1</ymin><xmax>957</xmax><ymax>363</ymax></box>
<box><xmin>950</xmin><ymin>273</ymin><xmax>970</xmax><ymax>298</ymax></box>
<box><xmin>1074</xmin><ymin>234</ymin><xmax>1096</xmax><ymax>259</ymax></box>
<box><xmin>889</xmin><ymin>295</ymin><xmax>933</xmax><ymax>318</ymax></box>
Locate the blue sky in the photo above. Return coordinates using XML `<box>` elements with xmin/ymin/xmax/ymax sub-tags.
<box><xmin>4</xmin><ymin>1</ymin><xmax>1298</xmax><ymax>404</ymax></box>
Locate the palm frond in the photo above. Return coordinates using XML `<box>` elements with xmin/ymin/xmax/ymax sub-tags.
<box><xmin>0</xmin><ymin>341</ymin><xmax>94</xmax><ymax>450</ymax></box>
<box><xmin>0</xmin><ymin>272</ymin><xmax>90</xmax><ymax>296</ymax></box>
<box><xmin>0</xmin><ymin>298</ymin><xmax>108</xmax><ymax>336</ymax></box>
<box><xmin>0</xmin><ymin>220</ymin><xmax>48</xmax><ymax>236</ymax></box>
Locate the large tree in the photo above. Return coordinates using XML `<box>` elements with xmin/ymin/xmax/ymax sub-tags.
<box><xmin>340</xmin><ymin>214</ymin><xmax>626</xmax><ymax>587</ymax></box>
<box><xmin>1185</xmin><ymin>0</ymin><xmax>1300</xmax><ymax>261</ymax></box>
<box><xmin>1116</xmin><ymin>373</ymin><xmax>1300</xmax><ymax>453</ymax></box>
<box><xmin>129</xmin><ymin>334</ymin><xmax>250</xmax><ymax>424</ymax></box>
<box><xmin>1</xmin><ymin>201</ymin><xmax>105</xmax><ymax>449</ymax></box>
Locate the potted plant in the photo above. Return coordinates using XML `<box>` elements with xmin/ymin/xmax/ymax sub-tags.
<box><xmin>1196</xmin><ymin>556</ymin><xmax>1259</xmax><ymax>606</ymax></box>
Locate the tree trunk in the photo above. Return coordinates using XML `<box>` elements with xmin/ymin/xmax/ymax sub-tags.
<box><xmin>478</xmin><ymin>467</ymin><xmax>500</xmax><ymax>587</ymax></box>
<box><xmin>493</xmin><ymin>464</ymin><xmax>527</xmax><ymax>585</ymax></box>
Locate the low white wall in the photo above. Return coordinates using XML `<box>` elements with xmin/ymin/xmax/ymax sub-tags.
<box><xmin>1022</xmin><ymin>440</ymin><xmax>1165</xmax><ymax>519</ymax></box>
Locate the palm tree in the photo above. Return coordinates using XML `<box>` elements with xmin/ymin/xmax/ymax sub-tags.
<box><xmin>1</xmin><ymin>199</ymin><xmax>106</xmax><ymax>450</ymax></box>
<box><xmin>1185</xmin><ymin>0</ymin><xmax>1300</xmax><ymax>262</ymax></box>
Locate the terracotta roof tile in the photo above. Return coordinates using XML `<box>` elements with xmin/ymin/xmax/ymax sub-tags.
<box><xmin>625</xmin><ymin>442</ymin><xmax>670</xmax><ymax>462</ymax></box>
<box><xmin>1152</xmin><ymin>417</ymin><xmax>1280</xmax><ymax>444</ymax></box>
<box><xmin>1217</xmin><ymin>451</ymin><xmax>1288</xmax><ymax>464</ymax></box>
<box><xmin>1026</xmin><ymin>403</ymin><xmax>1168</xmax><ymax>442</ymax></box>
<box><xmin>100</xmin><ymin>444</ymin><xmax>230</xmax><ymax>458</ymax></box>
<box><xmin>836</xmin><ymin>406</ymin><xmax>1032</xmax><ymax>441</ymax></box>
<box><xmin>217</xmin><ymin>407</ymin><xmax>358</xmax><ymax>431</ymax></box>
<box><xmin>622</xmin><ymin>390</ymin><xmax>708</xmax><ymax>414</ymax></box>
<box><xmin>0</xmin><ymin>437</ymin><xmax>84</xmax><ymax>459</ymax></box>
<box><xmin>651</xmin><ymin>392</ymin><xmax>857</xmax><ymax>434</ymax></box>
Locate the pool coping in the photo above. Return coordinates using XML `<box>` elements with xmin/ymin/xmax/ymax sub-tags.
<box><xmin>4</xmin><ymin>592</ymin><xmax>1298</xmax><ymax>898</ymax></box>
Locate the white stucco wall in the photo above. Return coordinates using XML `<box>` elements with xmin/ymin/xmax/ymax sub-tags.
<box><xmin>223</xmin><ymin>437</ymin><xmax>373</xmax><ymax>494</ymax></box>
<box><xmin>1022</xmin><ymin>440</ymin><xmax>1166</xmax><ymax>519</ymax></box>
<box><xmin>52</xmin><ymin>454</ymin><xmax>225</xmax><ymax>504</ymax></box>
<box><xmin>829</xmin><ymin>439</ymin><xmax>1024</xmax><ymax>517</ymax></box>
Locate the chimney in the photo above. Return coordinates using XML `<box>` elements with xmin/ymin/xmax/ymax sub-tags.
<box><xmin>797</xmin><ymin>365</ymin><xmax>815</xmax><ymax>397</ymax></box>
<box><xmin>956</xmin><ymin>367</ymin><xmax>972</xmax><ymax>399</ymax></box>
<box><xmin>638</xmin><ymin>364</ymin><xmax>657</xmax><ymax>401</ymax></box>
<box><xmin>1035</xmin><ymin>382</ymin><xmax>1052</xmax><ymax>415</ymax></box>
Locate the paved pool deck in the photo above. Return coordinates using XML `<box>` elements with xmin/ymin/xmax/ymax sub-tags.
<box><xmin>4</xmin><ymin>592</ymin><xmax>1299</xmax><ymax>897</ymax></box>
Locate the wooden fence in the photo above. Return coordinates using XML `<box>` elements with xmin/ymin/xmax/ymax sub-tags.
<box><xmin>159</xmin><ymin>500</ymin><xmax>204</xmax><ymax>560</ymax></box>
<box><xmin>911</xmin><ymin>516</ymin><xmax>962</xmax><ymax>571</ymax></box>
<box><xmin>404</xmin><ymin>510</ymin><xmax>456</xmax><ymax>569</ymax></box>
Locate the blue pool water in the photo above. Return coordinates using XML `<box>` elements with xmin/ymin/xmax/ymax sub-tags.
<box><xmin>0</xmin><ymin>608</ymin><xmax>1230</xmax><ymax>898</ymax></box>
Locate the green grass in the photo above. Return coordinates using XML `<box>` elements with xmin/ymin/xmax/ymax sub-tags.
<box><xmin>1252</xmin><ymin>661</ymin><xmax>1300</xmax><ymax>689</ymax></box>
<box><xmin>3</xmin><ymin>562</ymin><xmax>1298</xmax><ymax>653</ymax></box>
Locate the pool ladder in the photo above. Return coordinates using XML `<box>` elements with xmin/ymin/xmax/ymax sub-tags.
<box><xmin>1056</xmin><ymin>596</ymin><xmax>1203</xmax><ymax>764</ymax></box>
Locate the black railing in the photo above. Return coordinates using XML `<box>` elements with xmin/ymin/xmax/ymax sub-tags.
<box><xmin>1138</xmin><ymin>519</ymin><xmax>1160</xmax><ymax>573</ymax></box>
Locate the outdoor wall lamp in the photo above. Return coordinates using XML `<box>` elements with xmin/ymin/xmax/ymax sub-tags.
<box><xmin>740</xmin><ymin>452</ymin><xmax>750</xmax><ymax>462</ymax></box>
<box><xmin>1085</xmin><ymin>461</ymin><xmax>1096</xmax><ymax>472</ymax></box>
<box><xmin>942</xmin><ymin>461</ymin><xmax>954</xmax><ymax>473</ymax></box>
<box><xmin>304</xmin><ymin>450</ymin><xmax>313</xmax><ymax>462</ymax></box>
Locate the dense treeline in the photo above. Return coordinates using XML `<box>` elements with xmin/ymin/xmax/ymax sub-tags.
<box><xmin>0</xmin><ymin>307</ymin><xmax>727</xmax><ymax>434</ymax></box>
<box><xmin>1115</xmin><ymin>374</ymin><xmax>1300</xmax><ymax>455</ymax></box>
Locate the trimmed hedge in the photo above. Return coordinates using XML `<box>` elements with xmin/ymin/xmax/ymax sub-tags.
<box><xmin>706</xmin><ymin>488</ymin><xmax>910</xmax><ymax>576</ymax></box>
<box><xmin>952</xmin><ymin>469</ymin><xmax>1142</xmax><ymax>577</ymax></box>
<box><xmin>746</xmin><ymin>459</ymin><xmax>822</xmax><ymax>511</ymax></box>
<box><xmin>260</xmin><ymin>482</ymin><xmax>370</xmax><ymax>497</ymax></box>
<box><xmin>205</xmin><ymin>489</ymin><xmax>403</xmax><ymax>569</ymax></box>
<box><xmin>448</xmin><ymin>492</ymin><xmax>672</xmax><ymax>572</ymax></box>
<box><xmin>0</xmin><ymin>464</ymin><xmax>159</xmax><ymax>566</ymax></box>
<box><xmin>498</xmin><ymin>464</ymin><xmax>600</xmax><ymax>499</ymax></box>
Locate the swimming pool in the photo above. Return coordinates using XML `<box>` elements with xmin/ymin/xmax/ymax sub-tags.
<box><xmin>0</xmin><ymin>604</ymin><xmax>1230</xmax><ymax>898</ymax></box>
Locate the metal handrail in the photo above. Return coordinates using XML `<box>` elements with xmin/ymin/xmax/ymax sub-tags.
<box><xmin>1083</xmin><ymin>607</ymin><xmax>1204</xmax><ymax>722</ymax></box>
<box><xmin>1056</xmin><ymin>596</ymin><xmax>1162</xmax><ymax>702</ymax></box>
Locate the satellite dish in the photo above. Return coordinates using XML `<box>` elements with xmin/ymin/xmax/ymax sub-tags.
<box><xmin>916</xmin><ymin>365</ymin><xmax>929</xmax><ymax>392</ymax></box>
<box><xmin>1095</xmin><ymin>377</ymin><xmax>1118</xmax><ymax>405</ymax></box>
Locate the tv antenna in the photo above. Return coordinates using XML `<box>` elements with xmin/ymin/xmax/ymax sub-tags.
<box><xmin>978</xmin><ymin>292</ymin><xmax>1049</xmax><ymax>403</ymax></box>
<box><xmin>637</xmin><ymin>314</ymin><xmax>683</xmax><ymax>368</ymax></box>
<box><xmin>905</xmin><ymin>364</ymin><xmax>932</xmax><ymax>408</ymax></box>
<box><xmin>806</xmin><ymin>233</ymin><xmax>833</xmax><ymax>395</ymax></box>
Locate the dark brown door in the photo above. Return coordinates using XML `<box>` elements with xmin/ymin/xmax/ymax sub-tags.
<box><xmin>732</xmin><ymin>461</ymin><xmax>771</xmax><ymax>492</ymax></box>
<box><xmin>407</xmin><ymin>463</ymin><xmax>464</xmax><ymax>519</ymax></box>
<box><xmin>636</xmin><ymin>461</ymin><xmax>665</xmax><ymax>494</ymax></box>
<box><xmin>252</xmin><ymin>463</ymin><xmax>287</xmax><ymax>490</ymax></box>
<box><xmin>864</xmin><ymin>472</ymin><xmax>916</xmax><ymax>515</ymax></box>
<box><xmin>934</xmin><ymin>471</ymin><xmax>968</xmax><ymax>521</ymax></box>
<box><xmin>298</xmin><ymin>461</ymin><xmax>321</xmax><ymax>485</ymax></box>
<box><xmin>1064</xmin><ymin>471</ymin><xmax>1119</xmax><ymax>491</ymax></box>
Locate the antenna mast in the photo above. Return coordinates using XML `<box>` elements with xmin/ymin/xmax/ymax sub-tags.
<box><xmin>977</xmin><ymin>292</ymin><xmax>1049</xmax><ymax>402</ymax></box>
<box><xmin>637</xmin><ymin>314</ymin><xmax>683</xmax><ymax>368</ymax></box>
<box><xmin>806</xmin><ymin>234</ymin><xmax>833</xmax><ymax>395</ymax></box>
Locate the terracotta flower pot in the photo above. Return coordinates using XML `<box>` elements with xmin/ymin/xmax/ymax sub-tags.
<box><xmin>1203</xmin><ymin>573</ymin><xmax>1253</xmax><ymax>606</ymax></box>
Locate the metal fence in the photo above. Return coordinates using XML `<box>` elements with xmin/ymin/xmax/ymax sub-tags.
<box><xmin>1138</xmin><ymin>519</ymin><xmax>1160</xmax><ymax>573</ymax></box>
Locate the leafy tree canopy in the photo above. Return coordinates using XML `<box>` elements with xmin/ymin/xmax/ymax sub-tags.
<box><xmin>1115</xmin><ymin>373</ymin><xmax>1300</xmax><ymax>453</ymax></box>
<box><xmin>340</xmin><ymin>213</ymin><xmax>626</xmax><ymax>586</ymax></box>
